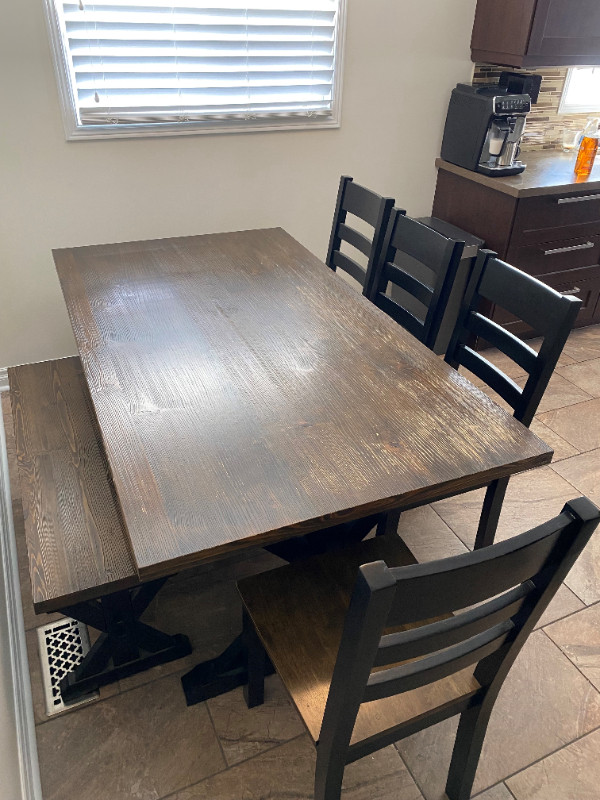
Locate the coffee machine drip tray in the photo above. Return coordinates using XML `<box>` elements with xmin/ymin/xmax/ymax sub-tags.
<box><xmin>477</xmin><ymin>161</ymin><xmax>526</xmax><ymax>177</ymax></box>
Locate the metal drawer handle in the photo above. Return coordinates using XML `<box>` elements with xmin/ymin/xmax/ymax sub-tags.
<box><xmin>557</xmin><ymin>194</ymin><xmax>600</xmax><ymax>204</ymax></box>
<box><xmin>543</xmin><ymin>241</ymin><xmax>594</xmax><ymax>256</ymax></box>
<box><xmin>561</xmin><ymin>287</ymin><xmax>581</xmax><ymax>295</ymax></box>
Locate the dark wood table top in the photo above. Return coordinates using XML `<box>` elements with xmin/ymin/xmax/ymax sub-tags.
<box><xmin>54</xmin><ymin>228</ymin><xmax>552</xmax><ymax>580</ymax></box>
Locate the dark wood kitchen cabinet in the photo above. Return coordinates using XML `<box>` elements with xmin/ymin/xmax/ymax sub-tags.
<box><xmin>432</xmin><ymin>153</ymin><xmax>600</xmax><ymax>340</ymax></box>
<box><xmin>471</xmin><ymin>0</ymin><xmax>600</xmax><ymax>67</ymax></box>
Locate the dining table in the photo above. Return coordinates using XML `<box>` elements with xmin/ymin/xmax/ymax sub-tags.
<box><xmin>52</xmin><ymin>226</ymin><xmax>553</xmax><ymax>704</ymax></box>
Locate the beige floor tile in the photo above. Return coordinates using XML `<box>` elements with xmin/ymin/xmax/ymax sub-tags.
<box><xmin>562</xmin><ymin>324</ymin><xmax>600</xmax><ymax>364</ymax></box>
<box><xmin>533</xmin><ymin>374</ymin><xmax>592</xmax><ymax>414</ymax></box>
<box><xmin>145</xmin><ymin>569</ymin><xmax>246</xmax><ymax>657</ymax></box>
<box><xmin>538</xmin><ymin>397</ymin><xmax>600</xmax><ymax>453</ymax></box>
<box><xmin>120</xmin><ymin>550</ymin><xmax>283</xmax><ymax>692</ymax></box>
<box><xmin>434</xmin><ymin>465</ymin><xmax>600</xmax><ymax>604</ymax></box>
<box><xmin>171</xmin><ymin>735</ymin><xmax>424</xmax><ymax>800</ymax></box>
<box><xmin>557</xmin><ymin>357</ymin><xmax>600</xmax><ymax>398</ymax></box>
<box><xmin>36</xmin><ymin>673</ymin><xmax>225</xmax><ymax>800</ymax></box>
<box><xmin>474</xmin><ymin>784</ymin><xmax>514</xmax><ymax>800</ymax></box>
<box><xmin>207</xmin><ymin>675</ymin><xmax>305</xmax><ymax>766</ymax></box>
<box><xmin>545</xmin><ymin>603</ymin><xmax>600</xmax><ymax>691</ymax></box>
<box><xmin>529</xmin><ymin>418</ymin><xmax>579</xmax><ymax>463</ymax></box>
<box><xmin>478</xmin><ymin>348</ymin><xmax>532</xmax><ymax>381</ymax></box>
<box><xmin>397</xmin><ymin>506</ymin><xmax>468</xmax><ymax>562</ymax></box>
<box><xmin>535</xmin><ymin>584</ymin><xmax>585</xmax><ymax>629</ymax></box>
<box><xmin>564</xmin><ymin>526</ymin><xmax>600</xmax><ymax>605</ymax></box>
<box><xmin>396</xmin><ymin>630</ymin><xmax>600</xmax><ymax>798</ymax></box>
<box><xmin>432</xmin><ymin>466</ymin><xmax>579</xmax><ymax>549</ymax></box>
<box><xmin>462</xmin><ymin>371</ymin><xmax>592</xmax><ymax>416</ymax></box>
<box><xmin>550</xmin><ymin>449</ymin><xmax>600</xmax><ymax>505</ymax></box>
<box><xmin>506</xmin><ymin>727</ymin><xmax>600</xmax><ymax>800</ymax></box>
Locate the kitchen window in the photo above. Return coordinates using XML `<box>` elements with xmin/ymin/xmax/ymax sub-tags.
<box><xmin>559</xmin><ymin>66</ymin><xmax>600</xmax><ymax>115</ymax></box>
<box><xmin>44</xmin><ymin>0</ymin><xmax>345</xmax><ymax>140</ymax></box>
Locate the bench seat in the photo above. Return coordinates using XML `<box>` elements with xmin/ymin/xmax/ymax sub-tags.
<box><xmin>9</xmin><ymin>357</ymin><xmax>139</xmax><ymax>613</ymax></box>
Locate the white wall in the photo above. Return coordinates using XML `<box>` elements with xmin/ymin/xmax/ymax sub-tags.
<box><xmin>0</xmin><ymin>0</ymin><xmax>476</xmax><ymax>368</ymax></box>
<box><xmin>0</xmin><ymin>567</ymin><xmax>22</xmax><ymax>800</ymax></box>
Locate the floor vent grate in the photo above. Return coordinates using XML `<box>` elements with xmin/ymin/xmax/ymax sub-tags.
<box><xmin>36</xmin><ymin>618</ymin><xmax>99</xmax><ymax>717</ymax></box>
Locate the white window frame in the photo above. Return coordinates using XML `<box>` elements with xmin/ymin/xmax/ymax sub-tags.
<box><xmin>559</xmin><ymin>66</ymin><xmax>600</xmax><ymax>115</ymax></box>
<box><xmin>43</xmin><ymin>0</ymin><xmax>346</xmax><ymax>140</ymax></box>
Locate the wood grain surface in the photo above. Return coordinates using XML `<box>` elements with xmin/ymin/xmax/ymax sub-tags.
<box><xmin>238</xmin><ymin>534</ymin><xmax>480</xmax><ymax>744</ymax></box>
<box><xmin>53</xmin><ymin>228</ymin><xmax>552</xmax><ymax>579</ymax></box>
<box><xmin>8</xmin><ymin>357</ymin><xmax>138</xmax><ymax>612</ymax></box>
<box><xmin>435</xmin><ymin>152</ymin><xmax>600</xmax><ymax>199</ymax></box>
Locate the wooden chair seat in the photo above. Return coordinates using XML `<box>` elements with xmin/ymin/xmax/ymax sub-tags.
<box><xmin>9</xmin><ymin>357</ymin><xmax>139</xmax><ymax>612</ymax></box>
<box><xmin>239</xmin><ymin>499</ymin><xmax>600</xmax><ymax>800</ymax></box>
<box><xmin>238</xmin><ymin>535</ymin><xmax>480</xmax><ymax>744</ymax></box>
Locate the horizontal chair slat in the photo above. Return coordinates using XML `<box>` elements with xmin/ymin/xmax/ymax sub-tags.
<box><xmin>374</xmin><ymin>582</ymin><xmax>532</xmax><ymax>666</ymax></box>
<box><xmin>344</xmin><ymin>180</ymin><xmax>386</xmax><ymax>228</ymax></box>
<box><xmin>364</xmin><ymin>621</ymin><xmax>513</xmax><ymax>702</ymax></box>
<box><xmin>374</xmin><ymin>293</ymin><xmax>423</xmax><ymax>339</ymax></box>
<box><xmin>468</xmin><ymin>312</ymin><xmax>538</xmax><ymax>375</ymax></box>
<box><xmin>458</xmin><ymin>344</ymin><xmax>523</xmax><ymax>411</ymax></box>
<box><xmin>337</xmin><ymin>223</ymin><xmax>372</xmax><ymax>258</ymax></box>
<box><xmin>331</xmin><ymin>250</ymin><xmax>367</xmax><ymax>285</ymax></box>
<box><xmin>383</xmin><ymin>261</ymin><xmax>434</xmax><ymax>308</ymax></box>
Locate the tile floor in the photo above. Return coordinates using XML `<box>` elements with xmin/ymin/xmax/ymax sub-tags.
<box><xmin>3</xmin><ymin>322</ymin><xmax>600</xmax><ymax>800</ymax></box>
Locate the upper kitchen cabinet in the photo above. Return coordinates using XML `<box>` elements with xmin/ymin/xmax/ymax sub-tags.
<box><xmin>471</xmin><ymin>0</ymin><xmax>600</xmax><ymax>67</ymax></box>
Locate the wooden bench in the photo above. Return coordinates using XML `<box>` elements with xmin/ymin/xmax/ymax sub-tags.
<box><xmin>9</xmin><ymin>357</ymin><xmax>191</xmax><ymax>700</ymax></box>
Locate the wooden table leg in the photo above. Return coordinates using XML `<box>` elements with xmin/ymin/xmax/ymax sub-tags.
<box><xmin>180</xmin><ymin>514</ymin><xmax>382</xmax><ymax>706</ymax></box>
<box><xmin>59</xmin><ymin>579</ymin><xmax>192</xmax><ymax>702</ymax></box>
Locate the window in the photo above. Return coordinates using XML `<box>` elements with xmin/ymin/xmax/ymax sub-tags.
<box><xmin>44</xmin><ymin>0</ymin><xmax>345</xmax><ymax>139</ymax></box>
<box><xmin>559</xmin><ymin>66</ymin><xmax>600</xmax><ymax>115</ymax></box>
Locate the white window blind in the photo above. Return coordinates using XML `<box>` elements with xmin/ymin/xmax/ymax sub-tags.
<box><xmin>46</xmin><ymin>0</ymin><xmax>344</xmax><ymax>137</ymax></box>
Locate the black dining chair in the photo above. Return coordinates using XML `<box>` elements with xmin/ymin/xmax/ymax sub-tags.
<box><xmin>445</xmin><ymin>249</ymin><xmax>582</xmax><ymax>549</ymax></box>
<box><xmin>325</xmin><ymin>176</ymin><xmax>395</xmax><ymax>295</ymax></box>
<box><xmin>238</xmin><ymin>497</ymin><xmax>600</xmax><ymax>800</ymax></box>
<box><xmin>367</xmin><ymin>209</ymin><xmax>465</xmax><ymax>350</ymax></box>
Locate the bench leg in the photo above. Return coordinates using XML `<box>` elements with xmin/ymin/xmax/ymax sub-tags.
<box><xmin>59</xmin><ymin>581</ymin><xmax>192</xmax><ymax>702</ymax></box>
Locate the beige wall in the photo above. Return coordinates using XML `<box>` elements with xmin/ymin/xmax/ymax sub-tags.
<box><xmin>0</xmin><ymin>0</ymin><xmax>476</xmax><ymax>368</ymax></box>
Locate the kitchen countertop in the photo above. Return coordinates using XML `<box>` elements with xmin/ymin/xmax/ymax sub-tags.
<box><xmin>435</xmin><ymin>150</ymin><xmax>600</xmax><ymax>198</ymax></box>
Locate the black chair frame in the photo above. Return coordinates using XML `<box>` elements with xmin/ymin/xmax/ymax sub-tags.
<box><xmin>367</xmin><ymin>209</ymin><xmax>465</xmax><ymax>350</ymax></box>
<box><xmin>243</xmin><ymin>497</ymin><xmax>600</xmax><ymax>800</ymax></box>
<box><xmin>445</xmin><ymin>250</ymin><xmax>582</xmax><ymax>549</ymax></box>
<box><xmin>325</xmin><ymin>175</ymin><xmax>394</xmax><ymax>295</ymax></box>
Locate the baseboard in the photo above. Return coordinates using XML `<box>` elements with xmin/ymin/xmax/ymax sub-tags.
<box><xmin>0</xmin><ymin>413</ymin><xmax>42</xmax><ymax>800</ymax></box>
<box><xmin>0</xmin><ymin>368</ymin><xmax>8</xmax><ymax>393</ymax></box>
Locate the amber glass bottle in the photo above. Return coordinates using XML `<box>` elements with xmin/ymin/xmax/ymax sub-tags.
<box><xmin>574</xmin><ymin>122</ymin><xmax>600</xmax><ymax>178</ymax></box>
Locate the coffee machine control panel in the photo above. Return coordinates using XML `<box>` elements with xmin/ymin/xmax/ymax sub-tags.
<box><xmin>493</xmin><ymin>95</ymin><xmax>531</xmax><ymax>114</ymax></box>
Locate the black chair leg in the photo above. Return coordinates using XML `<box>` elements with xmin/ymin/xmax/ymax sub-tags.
<box><xmin>474</xmin><ymin>478</ymin><xmax>510</xmax><ymax>550</ymax></box>
<box><xmin>243</xmin><ymin>609</ymin><xmax>266</xmax><ymax>709</ymax></box>
<box><xmin>314</xmin><ymin>747</ymin><xmax>345</xmax><ymax>800</ymax></box>
<box><xmin>445</xmin><ymin>702</ymin><xmax>492</xmax><ymax>800</ymax></box>
<box><xmin>375</xmin><ymin>508</ymin><xmax>402</xmax><ymax>537</ymax></box>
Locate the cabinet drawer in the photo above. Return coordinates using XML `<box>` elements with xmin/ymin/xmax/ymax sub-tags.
<box><xmin>512</xmin><ymin>191</ymin><xmax>600</xmax><ymax>246</ymax></box>
<box><xmin>491</xmin><ymin>265</ymin><xmax>600</xmax><ymax>336</ymax></box>
<box><xmin>506</xmin><ymin>232</ymin><xmax>600</xmax><ymax>276</ymax></box>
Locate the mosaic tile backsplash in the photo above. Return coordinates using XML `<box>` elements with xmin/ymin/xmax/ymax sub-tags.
<box><xmin>473</xmin><ymin>64</ymin><xmax>597</xmax><ymax>151</ymax></box>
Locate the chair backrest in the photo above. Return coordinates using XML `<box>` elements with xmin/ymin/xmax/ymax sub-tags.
<box><xmin>445</xmin><ymin>250</ymin><xmax>582</xmax><ymax>426</ymax></box>
<box><xmin>321</xmin><ymin>497</ymin><xmax>599</xmax><ymax>755</ymax></box>
<box><xmin>367</xmin><ymin>210</ymin><xmax>465</xmax><ymax>349</ymax></box>
<box><xmin>325</xmin><ymin>175</ymin><xmax>395</xmax><ymax>294</ymax></box>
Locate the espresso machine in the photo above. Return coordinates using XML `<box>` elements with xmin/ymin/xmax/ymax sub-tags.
<box><xmin>441</xmin><ymin>81</ymin><xmax>533</xmax><ymax>177</ymax></box>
